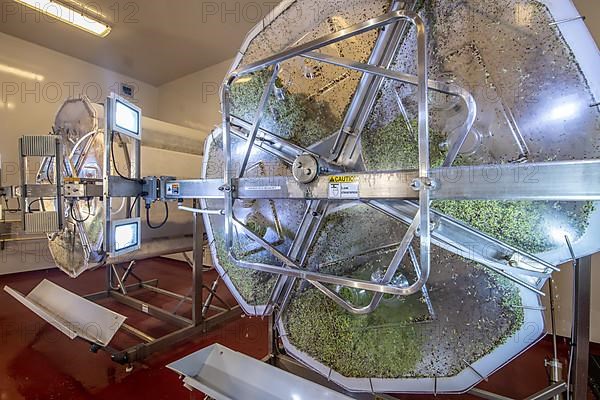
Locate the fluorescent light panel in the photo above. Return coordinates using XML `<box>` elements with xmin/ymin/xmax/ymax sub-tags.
<box><xmin>13</xmin><ymin>0</ymin><xmax>111</xmax><ymax>37</ymax></box>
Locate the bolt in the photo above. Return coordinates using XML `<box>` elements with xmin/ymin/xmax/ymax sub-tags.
<box><xmin>426</xmin><ymin>178</ymin><xmax>439</xmax><ymax>190</ymax></box>
<box><xmin>410</xmin><ymin>179</ymin><xmax>422</xmax><ymax>191</ymax></box>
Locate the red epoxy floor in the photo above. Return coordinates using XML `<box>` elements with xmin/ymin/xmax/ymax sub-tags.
<box><xmin>0</xmin><ymin>258</ymin><xmax>268</xmax><ymax>400</ymax></box>
<box><xmin>0</xmin><ymin>258</ymin><xmax>593</xmax><ymax>399</ymax></box>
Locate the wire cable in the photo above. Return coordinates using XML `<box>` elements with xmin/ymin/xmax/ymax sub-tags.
<box><xmin>110</xmin><ymin>132</ymin><xmax>144</xmax><ymax>184</ymax></box>
<box><xmin>46</xmin><ymin>157</ymin><xmax>54</xmax><ymax>184</ymax></box>
<box><xmin>28</xmin><ymin>198</ymin><xmax>45</xmax><ymax>213</ymax></box>
<box><xmin>128</xmin><ymin>195</ymin><xmax>141</xmax><ymax>218</ymax></box>
<box><xmin>70</xmin><ymin>199</ymin><xmax>92</xmax><ymax>223</ymax></box>
<box><xmin>146</xmin><ymin>202</ymin><xmax>169</xmax><ymax>229</ymax></box>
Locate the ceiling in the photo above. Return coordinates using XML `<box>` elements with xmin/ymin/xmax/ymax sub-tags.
<box><xmin>0</xmin><ymin>0</ymin><xmax>280</xmax><ymax>86</ymax></box>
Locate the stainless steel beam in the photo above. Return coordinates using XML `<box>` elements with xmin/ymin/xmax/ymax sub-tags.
<box><xmin>117</xmin><ymin>306</ymin><xmax>242</xmax><ymax>364</ymax></box>
<box><xmin>20</xmin><ymin>184</ymin><xmax>58</xmax><ymax>198</ymax></box>
<box><xmin>164</xmin><ymin>179</ymin><xmax>223</xmax><ymax>200</ymax></box>
<box><xmin>368</xmin><ymin>201</ymin><xmax>556</xmax><ymax>276</ymax></box>
<box><xmin>107</xmin><ymin>176</ymin><xmax>143</xmax><ymax>198</ymax></box>
<box><xmin>230</xmin><ymin>117</ymin><xmax>308</xmax><ymax>165</ymax></box>
<box><xmin>270</xmin><ymin>200</ymin><xmax>330</xmax><ymax>319</ymax></box>
<box><xmin>192</xmin><ymin>211</ymin><xmax>204</xmax><ymax>325</ymax></box>
<box><xmin>238</xmin><ymin>64</ymin><xmax>280</xmax><ymax>178</ymax></box>
<box><xmin>572</xmin><ymin>256</ymin><xmax>592</xmax><ymax>400</ymax></box>
<box><xmin>302</xmin><ymin>51</ymin><xmax>477</xmax><ymax>167</ymax></box>
<box><xmin>243</xmin><ymin>159</ymin><xmax>600</xmax><ymax>201</ymax></box>
<box><xmin>524</xmin><ymin>382</ymin><xmax>567</xmax><ymax>400</ymax></box>
<box><xmin>469</xmin><ymin>388</ymin><xmax>514</xmax><ymax>400</ymax></box>
<box><xmin>110</xmin><ymin>291</ymin><xmax>192</xmax><ymax>328</ymax></box>
<box><xmin>121</xmin><ymin>323</ymin><xmax>155</xmax><ymax>343</ymax></box>
<box><xmin>431</xmin><ymin>160</ymin><xmax>600</xmax><ymax>201</ymax></box>
<box><xmin>84</xmin><ymin>279</ymin><xmax>158</xmax><ymax>302</ymax></box>
<box><xmin>328</xmin><ymin>0</ymin><xmax>408</xmax><ymax>164</ymax></box>
<box><xmin>172</xmin><ymin>159</ymin><xmax>600</xmax><ymax>202</ymax></box>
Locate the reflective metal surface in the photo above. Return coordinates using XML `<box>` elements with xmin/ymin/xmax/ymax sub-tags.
<box><xmin>4</xmin><ymin>279</ymin><xmax>126</xmax><ymax>347</ymax></box>
<box><xmin>201</xmin><ymin>0</ymin><xmax>599</xmax><ymax>394</ymax></box>
<box><xmin>39</xmin><ymin>98</ymin><xmax>107</xmax><ymax>277</ymax></box>
<box><xmin>167</xmin><ymin>344</ymin><xmax>354</xmax><ymax>400</ymax></box>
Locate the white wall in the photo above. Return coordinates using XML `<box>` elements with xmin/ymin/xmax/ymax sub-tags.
<box><xmin>155</xmin><ymin>58</ymin><xmax>234</xmax><ymax>263</ymax></box>
<box><xmin>158</xmin><ymin>58</ymin><xmax>232</xmax><ymax>134</ymax></box>
<box><xmin>543</xmin><ymin>254</ymin><xmax>600</xmax><ymax>343</ymax></box>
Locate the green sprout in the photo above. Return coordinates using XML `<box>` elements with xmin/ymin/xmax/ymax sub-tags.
<box><xmin>362</xmin><ymin>116</ymin><xmax>448</xmax><ymax>170</ymax></box>
<box><xmin>214</xmin><ymin>238</ymin><xmax>276</xmax><ymax>306</ymax></box>
<box><xmin>245</xmin><ymin>215</ymin><xmax>268</xmax><ymax>239</ymax></box>
<box><xmin>284</xmin><ymin>204</ymin><xmax>525</xmax><ymax>379</ymax></box>
<box><xmin>229</xmin><ymin>69</ymin><xmax>341</xmax><ymax>148</ymax></box>
<box><xmin>362</xmin><ymin>114</ymin><xmax>595</xmax><ymax>253</ymax></box>
<box><xmin>284</xmin><ymin>261</ymin><xmax>525</xmax><ymax>379</ymax></box>
<box><xmin>433</xmin><ymin>200</ymin><xmax>595</xmax><ymax>253</ymax></box>
<box><xmin>285</xmin><ymin>287</ymin><xmax>424</xmax><ymax>378</ymax></box>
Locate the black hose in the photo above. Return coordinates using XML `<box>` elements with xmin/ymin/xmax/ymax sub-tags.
<box><xmin>70</xmin><ymin>199</ymin><xmax>91</xmax><ymax>223</ymax></box>
<box><xmin>146</xmin><ymin>202</ymin><xmax>169</xmax><ymax>229</ymax></box>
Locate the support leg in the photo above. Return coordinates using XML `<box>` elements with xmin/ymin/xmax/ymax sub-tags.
<box><xmin>572</xmin><ymin>256</ymin><xmax>591</xmax><ymax>399</ymax></box>
<box><xmin>192</xmin><ymin>207</ymin><xmax>205</xmax><ymax>326</ymax></box>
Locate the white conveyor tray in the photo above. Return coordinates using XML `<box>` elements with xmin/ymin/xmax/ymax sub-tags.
<box><xmin>167</xmin><ymin>344</ymin><xmax>354</xmax><ymax>400</ymax></box>
<box><xmin>4</xmin><ymin>279</ymin><xmax>126</xmax><ymax>347</ymax></box>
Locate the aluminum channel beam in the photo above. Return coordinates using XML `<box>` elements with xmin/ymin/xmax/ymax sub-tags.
<box><xmin>166</xmin><ymin>159</ymin><xmax>600</xmax><ymax>202</ymax></box>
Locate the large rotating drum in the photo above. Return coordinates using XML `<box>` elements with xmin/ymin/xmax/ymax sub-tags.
<box><xmin>202</xmin><ymin>0</ymin><xmax>599</xmax><ymax>394</ymax></box>
<box><xmin>38</xmin><ymin>98</ymin><xmax>107</xmax><ymax>277</ymax></box>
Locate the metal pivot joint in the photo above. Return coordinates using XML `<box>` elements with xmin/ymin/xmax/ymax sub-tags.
<box><xmin>292</xmin><ymin>154</ymin><xmax>319</xmax><ymax>184</ymax></box>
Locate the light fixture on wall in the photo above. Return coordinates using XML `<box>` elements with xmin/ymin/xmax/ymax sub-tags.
<box><xmin>13</xmin><ymin>0</ymin><xmax>111</xmax><ymax>37</ymax></box>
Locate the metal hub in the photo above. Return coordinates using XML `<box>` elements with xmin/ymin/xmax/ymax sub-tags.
<box><xmin>292</xmin><ymin>154</ymin><xmax>319</xmax><ymax>184</ymax></box>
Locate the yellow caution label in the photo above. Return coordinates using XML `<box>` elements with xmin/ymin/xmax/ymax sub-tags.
<box><xmin>329</xmin><ymin>176</ymin><xmax>357</xmax><ymax>183</ymax></box>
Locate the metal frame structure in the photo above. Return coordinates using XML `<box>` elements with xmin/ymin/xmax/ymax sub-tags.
<box><xmin>72</xmin><ymin>95</ymin><xmax>241</xmax><ymax>365</ymax></box>
<box><xmin>0</xmin><ymin>6</ymin><xmax>595</xmax><ymax>397</ymax></box>
<box><xmin>84</xmin><ymin>212</ymin><xmax>241</xmax><ymax>365</ymax></box>
<box><xmin>2</xmin><ymin>94</ymin><xmax>242</xmax><ymax>366</ymax></box>
<box><xmin>157</xmin><ymin>9</ymin><xmax>597</xmax><ymax>398</ymax></box>
<box><xmin>161</xmin><ymin>10</ymin><xmax>596</xmax><ymax>305</ymax></box>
